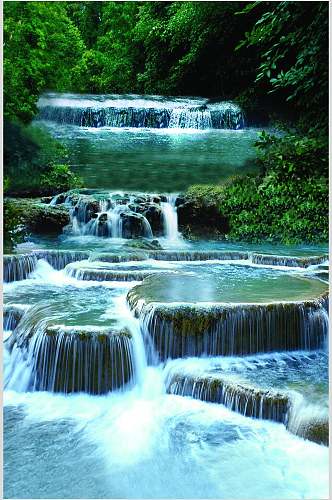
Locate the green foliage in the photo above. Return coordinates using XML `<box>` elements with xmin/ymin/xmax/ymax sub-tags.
<box><xmin>3</xmin><ymin>1</ymin><xmax>328</xmax><ymax>245</ymax></box>
<box><xmin>40</xmin><ymin>164</ymin><xmax>82</xmax><ymax>195</ymax></box>
<box><xmin>188</xmin><ymin>169</ymin><xmax>328</xmax><ymax>245</ymax></box>
<box><xmin>4</xmin><ymin>1</ymin><xmax>85</xmax><ymax>123</ymax></box>
<box><xmin>65</xmin><ymin>1</ymin><xmax>263</xmax><ymax>97</ymax></box>
<box><xmin>238</xmin><ymin>1</ymin><xmax>328</xmax><ymax>131</ymax></box>
<box><xmin>3</xmin><ymin>200</ymin><xmax>25</xmax><ymax>252</ymax></box>
<box><xmin>255</xmin><ymin>131</ymin><xmax>328</xmax><ymax>178</ymax></box>
<box><xmin>4</xmin><ymin>122</ymin><xmax>81</xmax><ymax>196</ymax></box>
<box><xmin>69</xmin><ymin>2</ymin><xmax>140</xmax><ymax>93</ymax></box>
<box><xmin>187</xmin><ymin>127</ymin><xmax>328</xmax><ymax>245</ymax></box>
<box><xmin>134</xmin><ymin>1</ymin><xmax>260</xmax><ymax>97</ymax></box>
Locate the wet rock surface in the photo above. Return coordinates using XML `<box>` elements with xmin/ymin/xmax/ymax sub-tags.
<box><xmin>7</xmin><ymin>197</ymin><xmax>70</xmax><ymax>234</ymax></box>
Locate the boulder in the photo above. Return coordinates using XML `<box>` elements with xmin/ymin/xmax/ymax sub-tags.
<box><xmin>7</xmin><ymin>197</ymin><xmax>70</xmax><ymax>234</ymax></box>
<box><xmin>124</xmin><ymin>238</ymin><xmax>163</xmax><ymax>250</ymax></box>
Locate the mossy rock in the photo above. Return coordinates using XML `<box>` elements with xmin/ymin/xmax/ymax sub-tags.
<box><xmin>289</xmin><ymin>418</ymin><xmax>329</xmax><ymax>446</ymax></box>
<box><xmin>13</xmin><ymin>324</ymin><xmax>135</xmax><ymax>394</ymax></box>
<box><xmin>7</xmin><ymin>197</ymin><xmax>70</xmax><ymax>234</ymax></box>
<box><xmin>123</xmin><ymin>238</ymin><xmax>163</xmax><ymax>250</ymax></box>
<box><xmin>166</xmin><ymin>372</ymin><xmax>290</xmax><ymax>423</ymax></box>
<box><xmin>252</xmin><ymin>253</ymin><xmax>328</xmax><ymax>268</ymax></box>
<box><xmin>127</xmin><ymin>280</ymin><xmax>328</xmax><ymax>359</ymax></box>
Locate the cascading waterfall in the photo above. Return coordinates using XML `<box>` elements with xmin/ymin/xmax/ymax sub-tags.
<box><xmin>127</xmin><ymin>296</ymin><xmax>329</xmax><ymax>360</ymax></box>
<box><xmin>286</xmin><ymin>393</ymin><xmax>329</xmax><ymax>445</ymax></box>
<box><xmin>4</xmin><ymin>304</ymin><xmax>135</xmax><ymax>395</ymax></box>
<box><xmin>168</xmin><ymin>107</ymin><xmax>213</xmax><ymax>129</ymax></box>
<box><xmin>65</xmin><ymin>264</ymin><xmax>164</xmax><ymax>282</ymax></box>
<box><xmin>54</xmin><ymin>191</ymin><xmax>181</xmax><ymax>240</ymax></box>
<box><xmin>33</xmin><ymin>250</ymin><xmax>90</xmax><ymax>270</ymax></box>
<box><xmin>3</xmin><ymin>304</ymin><xmax>29</xmax><ymax>331</ymax></box>
<box><xmin>3</xmin><ymin>249</ymin><xmax>329</xmax><ymax>459</ymax></box>
<box><xmin>37</xmin><ymin>94</ymin><xmax>245</xmax><ymax>130</ymax></box>
<box><xmin>163</xmin><ymin>349</ymin><xmax>328</xmax><ymax>445</ymax></box>
<box><xmin>252</xmin><ymin>253</ymin><xmax>328</xmax><ymax>268</ymax></box>
<box><xmin>4</xmin><ymin>254</ymin><xmax>38</xmax><ymax>282</ymax></box>
<box><xmin>165</xmin><ymin>372</ymin><xmax>290</xmax><ymax>423</ymax></box>
<box><xmin>161</xmin><ymin>195</ymin><xmax>180</xmax><ymax>241</ymax></box>
<box><xmin>149</xmin><ymin>250</ymin><xmax>249</xmax><ymax>261</ymax></box>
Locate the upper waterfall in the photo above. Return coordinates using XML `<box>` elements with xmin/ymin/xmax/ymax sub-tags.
<box><xmin>36</xmin><ymin>93</ymin><xmax>245</xmax><ymax>130</ymax></box>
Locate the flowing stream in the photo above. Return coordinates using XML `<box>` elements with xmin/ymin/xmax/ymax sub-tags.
<box><xmin>3</xmin><ymin>93</ymin><xmax>329</xmax><ymax>499</ymax></box>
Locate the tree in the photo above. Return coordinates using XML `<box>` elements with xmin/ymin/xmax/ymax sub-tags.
<box><xmin>4</xmin><ymin>1</ymin><xmax>85</xmax><ymax>123</ymax></box>
<box><xmin>238</xmin><ymin>1</ymin><xmax>328</xmax><ymax>132</ymax></box>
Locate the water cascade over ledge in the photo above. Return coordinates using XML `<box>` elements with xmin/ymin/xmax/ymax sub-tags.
<box><xmin>127</xmin><ymin>271</ymin><xmax>328</xmax><ymax>360</ymax></box>
<box><xmin>164</xmin><ymin>351</ymin><xmax>328</xmax><ymax>445</ymax></box>
<box><xmin>5</xmin><ymin>306</ymin><xmax>135</xmax><ymax>394</ymax></box>
<box><xmin>50</xmin><ymin>191</ymin><xmax>181</xmax><ymax>241</ymax></box>
<box><xmin>37</xmin><ymin>94</ymin><xmax>245</xmax><ymax>130</ymax></box>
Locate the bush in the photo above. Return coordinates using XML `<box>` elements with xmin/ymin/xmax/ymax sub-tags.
<box><xmin>4</xmin><ymin>176</ymin><xmax>22</xmax><ymax>251</ymax></box>
<box><xmin>255</xmin><ymin>131</ymin><xmax>328</xmax><ymax>179</ymax></box>
<box><xmin>4</xmin><ymin>121</ymin><xmax>82</xmax><ymax>196</ymax></box>
<box><xmin>186</xmin><ymin>132</ymin><xmax>328</xmax><ymax>244</ymax></box>
<box><xmin>40</xmin><ymin>164</ymin><xmax>82</xmax><ymax>195</ymax></box>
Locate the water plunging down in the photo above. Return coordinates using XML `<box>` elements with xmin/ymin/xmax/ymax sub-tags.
<box><xmin>50</xmin><ymin>190</ymin><xmax>181</xmax><ymax>241</ymax></box>
<box><xmin>37</xmin><ymin>93</ymin><xmax>245</xmax><ymax>130</ymax></box>
<box><xmin>3</xmin><ymin>248</ymin><xmax>329</xmax><ymax>499</ymax></box>
<box><xmin>161</xmin><ymin>195</ymin><xmax>180</xmax><ymax>241</ymax></box>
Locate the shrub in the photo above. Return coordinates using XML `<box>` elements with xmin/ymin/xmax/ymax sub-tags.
<box><xmin>186</xmin><ymin>132</ymin><xmax>328</xmax><ymax>244</ymax></box>
<box><xmin>3</xmin><ymin>199</ymin><xmax>25</xmax><ymax>252</ymax></box>
<box><xmin>40</xmin><ymin>164</ymin><xmax>82</xmax><ymax>195</ymax></box>
<box><xmin>4</xmin><ymin>121</ymin><xmax>82</xmax><ymax>196</ymax></box>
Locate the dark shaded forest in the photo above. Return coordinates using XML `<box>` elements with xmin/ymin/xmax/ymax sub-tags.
<box><xmin>3</xmin><ymin>1</ymin><xmax>329</xmax><ymax>244</ymax></box>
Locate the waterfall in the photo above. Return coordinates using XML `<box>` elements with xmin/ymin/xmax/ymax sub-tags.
<box><xmin>127</xmin><ymin>296</ymin><xmax>329</xmax><ymax>360</ymax></box>
<box><xmin>37</xmin><ymin>94</ymin><xmax>245</xmax><ymax>130</ymax></box>
<box><xmin>3</xmin><ymin>304</ymin><xmax>29</xmax><ymax>331</ymax></box>
<box><xmin>65</xmin><ymin>264</ymin><xmax>162</xmax><ymax>282</ymax></box>
<box><xmin>252</xmin><ymin>253</ymin><xmax>328</xmax><ymax>268</ymax></box>
<box><xmin>4</xmin><ymin>304</ymin><xmax>136</xmax><ymax>395</ymax></box>
<box><xmin>4</xmin><ymin>254</ymin><xmax>38</xmax><ymax>282</ymax></box>
<box><xmin>168</xmin><ymin>108</ymin><xmax>212</xmax><ymax>129</ymax></box>
<box><xmin>165</xmin><ymin>371</ymin><xmax>290</xmax><ymax>423</ymax></box>
<box><xmin>161</xmin><ymin>195</ymin><xmax>180</xmax><ymax>241</ymax></box>
<box><xmin>148</xmin><ymin>250</ymin><xmax>249</xmax><ymax>261</ymax></box>
<box><xmin>56</xmin><ymin>191</ymin><xmax>181</xmax><ymax>240</ymax></box>
<box><xmin>33</xmin><ymin>250</ymin><xmax>90</xmax><ymax>270</ymax></box>
<box><xmin>286</xmin><ymin>393</ymin><xmax>329</xmax><ymax>446</ymax></box>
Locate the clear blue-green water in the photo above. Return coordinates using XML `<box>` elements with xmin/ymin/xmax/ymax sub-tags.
<box><xmin>122</xmin><ymin>263</ymin><xmax>327</xmax><ymax>303</ymax></box>
<box><xmin>35</xmin><ymin>121</ymin><xmax>260</xmax><ymax>192</ymax></box>
<box><xmin>4</xmin><ymin>94</ymin><xmax>329</xmax><ymax>500</ymax></box>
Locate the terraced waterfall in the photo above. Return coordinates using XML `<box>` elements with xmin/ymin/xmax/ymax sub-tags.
<box><xmin>4</xmin><ymin>93</ymin><xmax>329</xmax><ymax>499</ymax></box>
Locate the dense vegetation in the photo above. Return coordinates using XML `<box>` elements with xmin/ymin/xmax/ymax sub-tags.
<box><xmin>3</xmin><ymin>1</ymin><xmax>328</xmax><ymax>246</ymax></box>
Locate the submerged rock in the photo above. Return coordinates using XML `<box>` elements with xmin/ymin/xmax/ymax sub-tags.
<box><xmin>124</xmin><ymin>238</ymin><xmax>163</xmax><ymax>251</ymax></box>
